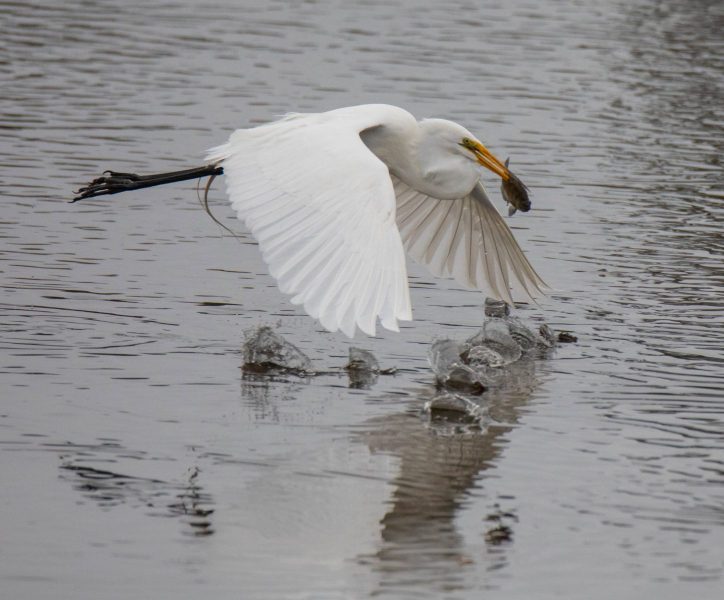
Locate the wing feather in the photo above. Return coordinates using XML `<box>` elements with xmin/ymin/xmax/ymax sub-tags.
<box><xmin>207</xmin><ymin>110</ymin><xmax>412</xmax><ymax>337</ymax></box>
<box><xmin>393</xmin><ymin>176</ymin><xmax>546</xmax><ymax>303</ymax></box>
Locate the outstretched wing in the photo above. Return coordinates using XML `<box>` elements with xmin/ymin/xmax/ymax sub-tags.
<box><xmin>393</xmin><ymin>176</ymin><xmax>547</xmax><ymax>304</ymax></box>
<box><xmin>206</xmin><ymin>112</ymin><xmax>411</xmax><ymax>337</ymax></box>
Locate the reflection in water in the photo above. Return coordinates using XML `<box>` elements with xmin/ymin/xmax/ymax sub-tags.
<box><xmin>59</xmin><ymin>448</ymin><xmax>214</xmax><ymax>537</ymax></box>
<box><xmin>361</xmin><ymin>359</ymin><xmax>539</xmax><ymax>594</ymax></box>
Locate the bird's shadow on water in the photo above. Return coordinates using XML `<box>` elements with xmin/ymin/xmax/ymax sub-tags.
<box><xmin>355</xmin><ymin>357</ymin><xmax>540</xmax><ymax>594</ymax></box>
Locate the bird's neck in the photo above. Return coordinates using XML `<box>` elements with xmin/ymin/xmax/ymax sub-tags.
<box><xmin>360</xmin><ymin>121</ymin><xmax>419</xmax><ymax>182</ymax></box>
<box><xmin>361</xmin><ymin>120</ymin><xmax>480</xmax><ymax>200</ymax></box>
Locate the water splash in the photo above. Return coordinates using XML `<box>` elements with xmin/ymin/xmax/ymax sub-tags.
<box><xmin>242</xmin><ymin>326</ymin><xmax>313</xmax><ymax>375</ymax></box>
<box><xmin>429</xmin><ymin>300</ymin><xmax>559</xmax><ymax>394</ymax></box>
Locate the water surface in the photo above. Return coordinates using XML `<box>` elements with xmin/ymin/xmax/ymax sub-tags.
<box><xmin>1</xmin><ymin>0</ymin><xmax>723</xmax><ymax>598</ymax></box>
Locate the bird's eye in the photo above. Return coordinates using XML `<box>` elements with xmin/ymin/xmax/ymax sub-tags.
<box><xmin>462</xmin><ymin>137</ymin><xmax>471</xmax><ymax>145</ymax></box>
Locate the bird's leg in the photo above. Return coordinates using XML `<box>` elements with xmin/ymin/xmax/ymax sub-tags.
<box><xmin>72</xmin><ymin>165</ymin><xmax>224</xmax><ymax>202</ymax></box>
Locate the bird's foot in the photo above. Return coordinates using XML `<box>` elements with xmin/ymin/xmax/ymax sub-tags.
<box><xmin>72</xmin><ymin>171</ymin><xmax>145</xmax><ymax>202</ymax></box>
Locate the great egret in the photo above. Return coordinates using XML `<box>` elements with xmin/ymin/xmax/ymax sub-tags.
<box><xmin>74</xmin><ymin>104</ymin><xmax>547</xmax><ymax>337</ymax></box>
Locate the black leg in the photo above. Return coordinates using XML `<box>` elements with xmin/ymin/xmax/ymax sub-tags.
<box><xmin>72</xmin><ymin>165</ymin><xmax>224</xmax><ymax>202</ymax></box>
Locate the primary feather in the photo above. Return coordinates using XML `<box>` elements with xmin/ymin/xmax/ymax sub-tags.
<box><xmin>206</xmin><ymin>104</ymin><xmax>546</xmax><ymax>337</ymax></box>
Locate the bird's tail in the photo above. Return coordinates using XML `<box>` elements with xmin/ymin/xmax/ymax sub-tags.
<box><xmin>71</xmin><ymin>164</ymin><xmax>224</xmax><ymax>202</ymax></box>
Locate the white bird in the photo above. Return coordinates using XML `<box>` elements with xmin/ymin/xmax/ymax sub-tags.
<box><xmin>74</xmin><ymin>104</ymin><xmax>547</xmax><ymax>337</ymax></box>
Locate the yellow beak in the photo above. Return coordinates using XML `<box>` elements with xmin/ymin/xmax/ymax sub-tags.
<box><xmin>465</xmin><ymin>140</ymin><xmax>511</xmax><ymax>181</ymax></box>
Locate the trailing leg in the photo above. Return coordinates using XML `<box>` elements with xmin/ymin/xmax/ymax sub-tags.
<box><xmin>72</xmin><ymin>165</ymin><xmax>224</xmax><ymax>202</ymax></box>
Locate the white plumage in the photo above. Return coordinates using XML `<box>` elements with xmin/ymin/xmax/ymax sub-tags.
<box><xmin>206</xmin><ymin>104</ymin><xmax>546</xmax><ymax>337</ymax></box>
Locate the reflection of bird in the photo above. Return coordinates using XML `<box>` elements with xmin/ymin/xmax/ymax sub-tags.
<box><xmin>75</xmin><ymin>104</ymin><xmax>546</xmax><ymax>337</ymax></box>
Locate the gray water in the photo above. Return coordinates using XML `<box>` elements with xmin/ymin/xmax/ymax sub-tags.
<box><xmin>2</xmin><ymin>0</ymin><xmax>723</xmax><ymax>598</ymax></box>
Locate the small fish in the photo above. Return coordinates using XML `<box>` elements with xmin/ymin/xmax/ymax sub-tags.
<box><xmin>500</xmin><ymin>158</ymin><xmax>531</xmax><ymax>216</ymax></box>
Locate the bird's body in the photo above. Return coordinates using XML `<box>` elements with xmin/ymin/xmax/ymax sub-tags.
<box><xmin>75</xmin><ymin>104</ymin><xmax>547</xmax><ymax>337</ymax></box>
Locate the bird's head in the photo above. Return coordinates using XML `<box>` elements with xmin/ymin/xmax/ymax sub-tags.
<box><xmin>411</xmin><ymin>118</ymin><xmax>522</xmax><ymax>200</ymax></box>
<box><xmin>419</xmin><ymin>118</ymin><xmax>512</xmax><ymax>182</ymax></box>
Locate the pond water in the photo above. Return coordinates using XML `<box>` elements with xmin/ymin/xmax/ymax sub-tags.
<box><xmin>1</xmin><ymin>0</ymin><xmax>722</xmax><ymax>598</ymax></box>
